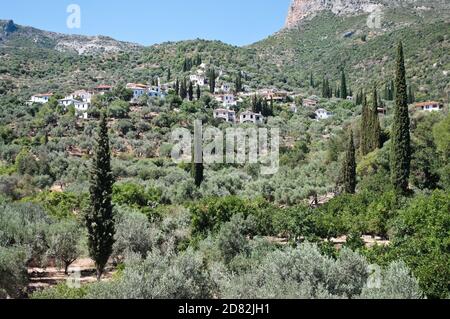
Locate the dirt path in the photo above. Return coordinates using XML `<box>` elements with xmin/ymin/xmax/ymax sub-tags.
<box><xmin>28</xmin><ymin>258</ymin><xmax>115</xmax><ymax>294</ymax></box>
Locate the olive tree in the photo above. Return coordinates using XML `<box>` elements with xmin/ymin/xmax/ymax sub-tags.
<box><xmin>112</xmin><ymin>209</ymin><xmax>157</xmax><ymax>261</ymax></box>
<box><xmin>47</xmin><ymin>220</ymin><xmax>82</xmax><ymax>274</ymax></box>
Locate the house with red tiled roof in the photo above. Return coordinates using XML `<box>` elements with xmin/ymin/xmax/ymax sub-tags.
<box><xmin>93</xmin><ymin>85</ymin><xmax>112</xmax><ymax>93</ymax></box>
<box><xmin>415</xmin><ymin>101</ymin><xmax>444</xmax><ymax>112</ymax></box>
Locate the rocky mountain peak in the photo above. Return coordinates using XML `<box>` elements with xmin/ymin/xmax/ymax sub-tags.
<box><xmin>2</xmin><ymin>20</ymin><xmax>17</xmax><ymax>36</ymax></box>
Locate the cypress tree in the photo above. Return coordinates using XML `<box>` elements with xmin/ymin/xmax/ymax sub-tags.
<box><xmin>235</xmin><ymin>72</ymin><xmax>243</xmax><ymax>93</ymax></box>
<box><xmin>322</xmin><ymin>77</ymin><xmax>327</xmax><ymax>98</ymax></box>
<box><xmin>390</xmin><ymin>41</ymin><xmax>411</xmax><ymax>194</ymax></box>
<box><xmin>188</xmin><ymin>81</ymin><xmax>194</xmax><ymax>101</ymax></box>
<box><xmin>340</xmin><ymin>70</ymin><xmax>348</xmax><ymax>99</ymax></box>
<box><xmin>208</xmin><ymin>68</ymin><xmax>216</xmax><ymax>94</ymax></box>
<box><xmin>175</xmin><ymin>78</ymin><xmax>179</xmax><ymax>96</ymax></box>
<box><xmin>367</xmin><ymin>86</ymin><xmax>382</xmax><ymax>152</ymax></box>
<box><xmin>340</xmin><ymin>129</ymin><xmax>357</xmax><ymax>194</ymax></box>
<box><xmin>327</xmin><ymin>79</ymin><xmax>332</xmax><ymax>98</ymax></box>
<box><xmin>85</xmin><ymin>113</ymin><xmax>115</xmax><ymax>281</ymax></box>
<box><xmin>196</xmin><ymin>84</ymin><xmax>201</xmax><ymax>100</ymax></box>
<box><xmin>360</xmin><ymin>94</ymin><xmax>371</xmax><ymax>156</ymax></box>
<box><xmin>322</xmin><ymin>77</ymin><xmax>331</xmax><ymax>98</ymax></box>
<box><xmin>252</xmin><ymin>94</ymin><xmax>262</xmax><ymax>113</ymax></box>
<box><xmin>167</xmin><ymin>68</ymin><xmax>171</xmax><ymax>82</ymax></box>
<box><xmin>192</xmin><ymin>162</ymin><xmax>204</xmax><ymax>187</ymax></box>
<box><xmin>309</xmin><ymin>73</ymin><xmax>314</xmax><ymax>88</ymax></box>
<box><xmin>180</xmin><ymin>78</ymin><xmax>187</xmax><ymax>99</ymax></box>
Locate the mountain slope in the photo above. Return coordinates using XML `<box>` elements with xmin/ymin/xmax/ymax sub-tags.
<box><xmin>284</xmin><ymin>0</ymin><xmax>450</xmax><ymax>28</ymax></box>
<box><xmin>255</xmin><ymin>4</ymin><xmax>450</xmax><ymax>99</ymax></box>
<box><xmin>0</xmin><ymin>19</ymin><xmax>142</xmax><ymax>54</ymax></box>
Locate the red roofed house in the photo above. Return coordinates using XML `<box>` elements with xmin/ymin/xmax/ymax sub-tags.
<box><xmin>415</xmin><ymin>101</ymin><xmax>444</xmax><ymax>112</ymax></box>
<box><xmin>93</xmin><ymin>85</ymin><xmax>112</xmax><ymax>93</ymax></box>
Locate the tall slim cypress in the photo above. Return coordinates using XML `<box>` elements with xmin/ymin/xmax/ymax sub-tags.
<box><xmin>167</xmin><ymin>68</ymin><xmax>171</xmax><ymax>82</ymax></box>
<box><xmin>367</xmin><ymin>86</ymin><xmax>382</xmax><ymax>152</ymax></box>
<box><xmin>235</xmin><ymin>72</ymin><xmax>243</xmax><ymax>93</ymax></box>
<box><xmin>340</xmin><ymin>129</ymin><xmax>357</xmax><ymax>194</ymax></box>
<box><xmin>208</xmin><ymin>68</ymin><xmax>216</xmax><ymax>94</ymax></box>
<box><xmin>360</xmin><ymin>94</ymin><xmax>370</xmax><ymax>156</ymax></box>
<box><xmin>188</xmin><ymin>81</ymin><xmax>194</xmax><ymax>101</ymax></box>
<box><xmin>192</xmin><ymin>162</ymin><xmax>204</xmax><ymax>187</ymax></box>
<box><xmin>309</xmin><ymin>73</ymin><xmax>314</xmax><ymax>88</ymax></box>
<box><xmin>196</xmin><ymin>84</ymin><xmax>201</xmax><ymax>100</ymax></box>
<box><xmin>85</xmin><ymin>113</ymin><xmax>115</xmax><ymax>281</ymax></box>
<box><xmin>180</xmin><ymin>78</ymin><xmax>187</xmax><ymax>99</ymax></box>
<box><xmin>175</xmin><ymin>78</ymin><xmax>179</xmax><ymax>96</ymax></box>
<box><xmin>390</xmin><ymin>41</ymin><xmax>411</xmax><ymax>194</ymax></box>
<box><xmin>340</xmin><ymin>70</ymin><xmax>348</xmax><ymax>99</ymax></box>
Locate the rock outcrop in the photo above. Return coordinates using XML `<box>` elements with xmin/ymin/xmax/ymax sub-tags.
<box><xmin>2</xmin><ymin>20</ymin><xmax>17</xmax><ymax>36</ymax></box>
<box><xmin>285</xmin><ymin>0</ymin><xmax>382</xmax><ymax>28</ymax></box>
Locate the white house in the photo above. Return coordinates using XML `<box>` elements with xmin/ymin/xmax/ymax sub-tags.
<box><xmin>126</xmin><ymin>83</ymin><xmax>149</xmax><ymax>101</ymax></box>
<box><xmin>58</xmin><ymin>99</ymin><xmax>90</xmax><ymax>119</ymax></box>
<box><xmin>190</xmin><ymin>74</ymin><xmax>207</xmax><ymax>86</ymax></box>
<box><xmin>303</xmin><ymin>98</ymin><xmax>319</xmax><ymax>108</ymax></box>
<box><xmin>415</xmin><ymin>101</ymin><xmax>444</xmax><ymax>112</ymax></box>
<box><xmin>216</xmin><ymin>94</ymin><xmax>237</xmax><ymax>107</ymax></box>
<box><xmin>30</xmin><ymin>93</ymin><xmax>53</xmax><ymax>104</ymax></box>
<box><xmin>148</xmin><ymin>86</ymin><xmax>167</xmax><ymax>99</ymax></box>
<box><xmin>315</xmin><ymin>108</ymin><xmax>333</xmax><ymax>120</ymax></box>
<box><xmin>58</xmin><ymin>98</ymin><xmax>80</xmax><ymax>107</ymax></box>
<box><xmin>220</xmin><ymin>83</ymin><xmax>232</xmax><ymax>93</ymax></box>
<box><xmin>67</xmin><ymin>90</ymin><xmax>93</xmax><ymax>103</ymax></box>
<box><xmin>240</xmin><ymin>111</ymin><xmax>264</xmax><ymax>124</ymax></box>
<box><xmin>214</xmin><ymin>108</ymin><xmax>236</xmax><ymax>123</ymax></box>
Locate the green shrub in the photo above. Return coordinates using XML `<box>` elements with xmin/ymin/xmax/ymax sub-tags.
<box><xmin>0</xmin><ymin>245</ymin><xmax>28</xmax><ymax>298</ymax></box>
<box><xmin>217</xmin><ymin>214</ymin><xmax>251</xmax><ymax>264</ymax></box>
<box><xmin>25</xmin><ymin>191</ymin><xmax>86</xmax><ymax>220</ymax></box>
<box><xmin>113</xmin><ymin>182</ymin><xmax>162</xmax><ymax>218</ymax></box>
<box><xmin>112</xmin><ymin>209</ymin><xmax>157</xmax><ymax>261</ymax></box>
<box><xmin>31</xmin><ymin>283</ymin><xmax>87</xmax><ymax>299</ymax></box>
<box><xmin>190</xmin><ymin>196</ymin><xmax>275</xmax><ymax>238</ymax></box>
<box><xmin>390</xmin><ymin>190</ymin><xmax>450</xmax><ymax>299</ymax></box>
<box><xmin>87</xmin><ymin>249</ymin><xmax>215</xmax><ymax>299</ymax></box>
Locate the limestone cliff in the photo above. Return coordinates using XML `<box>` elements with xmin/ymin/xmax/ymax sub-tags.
<box><xmin>285</xmin><ymin>0</ymin><xmax>382</xmax><ymax>28</ymax></box>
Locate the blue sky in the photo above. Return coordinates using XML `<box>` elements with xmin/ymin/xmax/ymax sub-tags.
<box><xmin>1</xmin><ymin>0</ymin><xmax>291</xmax><ymax>46</ymax></box>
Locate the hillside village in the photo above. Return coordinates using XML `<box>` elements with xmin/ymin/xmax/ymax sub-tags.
<box><xmin>27</xmin><ymin>61</ymin><xmax>446</xmax><ymax>126</ymax></box>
